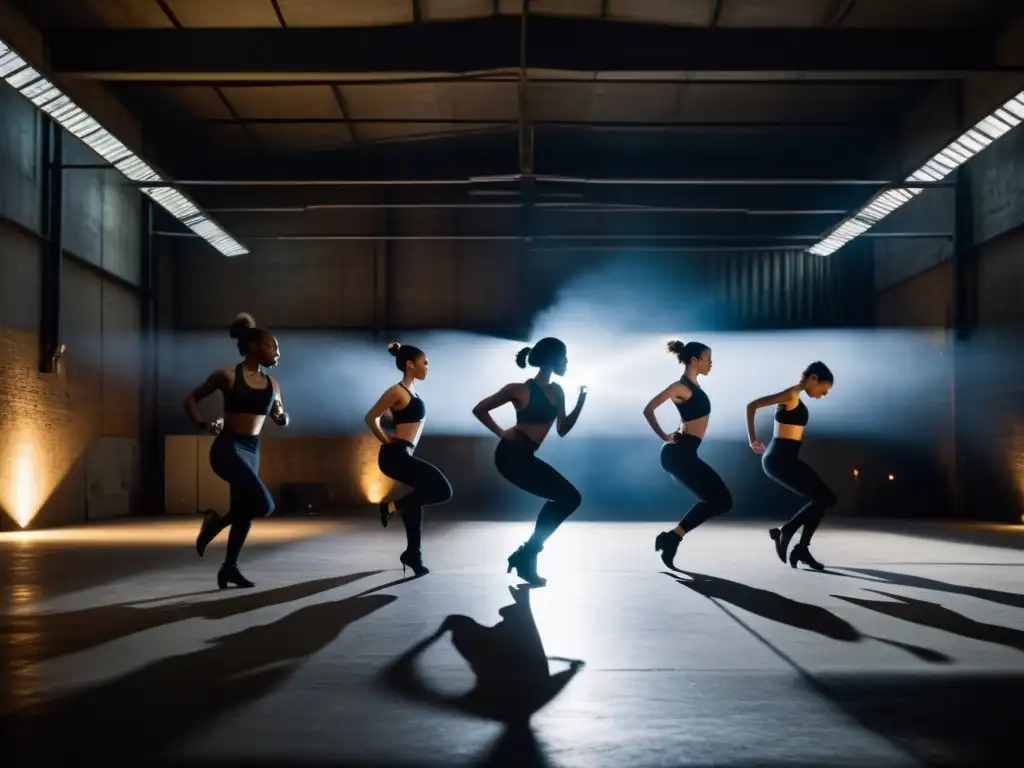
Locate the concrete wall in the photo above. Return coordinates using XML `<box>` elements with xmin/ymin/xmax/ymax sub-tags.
<box><xmin>168</xmin><ymin>227</ymin><xmax>871</xmax><ymax>336</ymax></box>
<box><xmin>161</xmin><ymin>231</ymin><xmax>881</xmax><ymax>519</ymax></box>
<box><xmin>958</xmin><ymin>224</ymin><xmax>1024</xmax><ymax>523</ymax></box>
<box><xmin>872</xmin><ymin>52</ymin><xmax>1024</xmax><ymax>521</ymax></box>
<box><xmin>0</xmin><ymin>84</ymin><xmax>146</xmax><ymax>531</ymax></box>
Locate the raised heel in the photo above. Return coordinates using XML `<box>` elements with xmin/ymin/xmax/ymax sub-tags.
<box><xmin>400</xmin><ymin>550</ymin><xmax>429</xmax><ymax>577</ymax></box>
<box><xmin>217</xmin><ymin>565</ymin><xmax>255</xmax><ymax>589</ymax></box>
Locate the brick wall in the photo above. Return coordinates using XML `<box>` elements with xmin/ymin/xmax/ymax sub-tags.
<box><xmin>0</xmin><ymin>85</ymin><xmax>145</xmax><ymax>531</ymax></box>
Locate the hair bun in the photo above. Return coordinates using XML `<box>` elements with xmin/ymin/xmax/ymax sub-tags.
<box><xmin>387</xmin><ymin>342</ymin><xmax>401</xmax><ymax>357</ymax></box>
<box><xmin>229</xmin><ymin>312</ymin><xmax>257</xmax><ymax>339</ymax></box>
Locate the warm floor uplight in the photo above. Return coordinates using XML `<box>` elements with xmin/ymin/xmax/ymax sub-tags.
<box><xmin>11</xmin><ymin>443</ymin><xmax>38</xmax><ymax>528</ymax></box>
<box><xmin>361</xmin><ymin>476</ymin><xmax>393</xmax><ymax>505</ymax></box>
<box><xmin>356</xmin><ymin>435</ymin><xmax>394</xmax><ymax>504</ymax></box>
<box><xmin>852</xmin><ymin>468</ymin><xmax>859</xmax><ymax>477</ymax></box>
<box><xmin>888</xmin><ymin>474</ymin><xmax>895</xmax><ymax>481</ymax></box>
<box><xmin>0</xmin><ymin>519</ymin><xmax>339</xmax><ymax>545</ymax></box>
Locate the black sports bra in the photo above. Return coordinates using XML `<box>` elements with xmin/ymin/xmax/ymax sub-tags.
<box><xmin>674</xmin><ymin>376</ymin><xmax>710</xmax><ymax>422</ymax></box>
<box><xmin>223</xmin><ymin>363</ymin><xmax>275</xmax><ymax>415</ymax></box>
<box><xmin>392</xmin><ymin>384</ymin><xmax>425</xmax><ymax>425</ymax></box>
<box><xmin>516</xmin><ymin>379</ymin><xmax>559</xmax><ymax>425</ymax></box>
<box><xmin>775</xmin><ymin>399</ymin><xmax>808</xmax><ymax>427</ymax></box>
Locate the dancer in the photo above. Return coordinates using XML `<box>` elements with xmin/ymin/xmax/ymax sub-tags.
<box><xmin>186</xmin><ymin>313</ymin><xmax>289</xmax><ymax>588</ymax></box>
<box><xmin>745</xmin><ymin>361</ymin><xmax>835</xmax><ymax>571</ymax></box>
<box><xmin>364</xmin><ymin>342</ymin><xmax>452</xmax><ymax>576</ymax></box>
<box><xmin>643</xmin><ymin>340</ymin><xmax>732</xmax><ymax>568</ymax></box>
<box><xmin>472</xmin><ymin>338</ymin><xmax>586</xmax><ymax>586</ymax></box>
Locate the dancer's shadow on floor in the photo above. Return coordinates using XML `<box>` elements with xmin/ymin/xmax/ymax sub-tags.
<box><xmin>669</xmin><ymin>571</ymin><xmax>949</xmax><ymax>663</ymax></box>
<box><xmin>0</xmin><ymin>571</ymin><xmax>383</xmax><ymax>664</ymax></box>
<box><xmin>834</xmin><ymin>590</ymin><xmax>1024</xmax><ymax>653</ymax></box>
<box><xmin>826</xmin><ymin>567</ymin><xmax>1024</xmax><ymax>610</ymax></box>
<box><xmin>1</xmin><ymin>578</ymin><xmax>405</xmax><ymax>761</ymax></box>
<box><xmin>380</xmin><ymin>584</ymin><xmax>584</xmax><ymax>767</ymax></box>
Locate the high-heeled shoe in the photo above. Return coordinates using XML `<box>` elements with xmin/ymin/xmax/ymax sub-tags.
<box><xmin>196</xmin><ymin>510</ymin><xmax>222</xmax><ymax>558</ymax></box>
<box><xmin>507</xmin><ymin>543</ymin><xmax>546</xmax><ymax>586</ymax></box>
<box><xmin>400</xmin><ymin>550</ymin><xmax>429</xmax><ymax>576</ymax></box>
<box><xmin>654</xmin><ymin>530</ymin><xmax>682</xmax><ymax>568</ymax></box>
<box><xmin>379</xmin><ymin>500</ymin><xmax>394</xmax><ymax>528</ymax></box>
<box><xmin>217</xmin><ymin>565</ymin><xmax>255</xmax><ymax>589</ymax></box>
<box><xmin>788</xmin><ymin>544</ymin><xmax>824</xmax><ymax>571</ymax></box>
<box><xmin>769</xmin><ymin>527</ymin><xmax>795</xmax><ymax>565</ymax></box>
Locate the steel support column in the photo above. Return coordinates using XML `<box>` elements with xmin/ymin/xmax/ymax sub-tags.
<box><xmin>39</xmin><ymin>119</ymin><xmax>64</xmax><ymax>374</ymax></box>
<box><xmin>139</xmin><ymin>198</ymin><xmax>161</xmax><ymax>516</ymax></box>
<box><xmin>952</xmin><ymin>82</ymin><xmax>977</xmax><ymax>520</ymax></box>
<box><xmin>374</xmin><ymin>191</ymin><xmax>391</xmax><ymax>338</ymax></box>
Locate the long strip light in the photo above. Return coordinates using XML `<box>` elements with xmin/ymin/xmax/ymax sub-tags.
<box><xmin>0</xmin><ymin>40</ymin><xmax>247</xmax><ymax>256</ymax></box>
<box><xmin>809</xmin><ymin>90</ymin><xmax>1024</xmax><ymax>256</ymax></box>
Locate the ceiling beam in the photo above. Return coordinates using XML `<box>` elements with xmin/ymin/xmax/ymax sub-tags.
<box><xmin>155</xmin><ymin>118</ymin><xmax>857</xmax><ymax>129</ymax></box>
<box><xmin>161</xmin><ymin>144</ymin><xmax>883</xmax><ymax>188</ymax></box>
<box><xmin>46</xmin><ymin>18</ymin><xmax>1007</xmax><ymax>80</ymax></box>
<box><xmin>186</xmin><ymin>183</ymin><xmax>882</xmax><ymax>215</ymax></box>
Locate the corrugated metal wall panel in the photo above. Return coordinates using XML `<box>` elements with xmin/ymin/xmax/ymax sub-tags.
<box><xmin>698</xmin><ymin>244</ymin><xmax>872</xmax><ymax>329</ymax></box>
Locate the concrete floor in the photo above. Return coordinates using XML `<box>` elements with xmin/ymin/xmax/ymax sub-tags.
<box><xmin>2</xmin><ymin>516</ymin><xmax>1023</xmax><ymax>767</ymax></box>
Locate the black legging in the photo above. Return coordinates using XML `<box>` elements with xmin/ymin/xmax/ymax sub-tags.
<box><xmin>762</xmin><ymin>438</ymin><xmax>837</xmax><ymax>546</ymax></box>
<box><xmin>378</xmin><ymin>439</ymin><xmax>453</xmax><ymax>553</ymax></box>
<box><xmin>660</xmin><ymin>434</ymin><xmax>733</xmax><ymax>531</ymax></box>
<box><xmin>209</xmin><ymin>433</ymin><xmax>275</xmax><ymax>568</ymax></box>
<box><xmin>494</xmin><ymin>437</ymin><xmax>581</xmax><ymax>547</ymax></box>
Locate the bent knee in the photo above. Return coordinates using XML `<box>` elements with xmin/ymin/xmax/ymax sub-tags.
<box><xmin>255</xmin><ymin>487</ymin><xmax>276</xmax><ymax>517</ymax></box>
<box><xmin>436</xmin><ymin>479</ymin><xmax>454</xmax><ymax>505</ymax></box>
<box><xmin>561</xmin><ymin>486</ymin><xmax>583</xmax><ymax>512</ymax></box>
<box><xmin>717</xmin><ymin>490</ymin><xmax>734</xmax><ymax>514</ymax></box>
<box><xmin>818</xmin><ymin>488</ymin><xmax>838</xmax><ymax>509</ymax></box>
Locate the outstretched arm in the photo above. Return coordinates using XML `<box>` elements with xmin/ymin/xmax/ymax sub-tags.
<box><xmin>269</xmin><ymin>377</ymin><xmax>289</xmax><ymax>427</ymax></box>
<box><xmin>472</xmin><ymin>384</ymin><xmax>520</xmax><ymax>440</ymax></box>
<box><xmin>184</xmin><ymin>369</ymin><xmax>229</xmax><ymax>434</ymax></box>
<box><xmin>365</xmin><ymin>386</ymin><xmax>402</xmax><ymax>445</ymax></box>
<box><xmin>556</xmin><ymin>384</ymin><xmax>586</xmax><ymax>437</ymax></box>
<box><xmin>642</xmin><ymin>382</ymin><xmax>687</xmax><ymax>442</ymax></box>
<box><xmin>744</xmin><ymin>387</ymin><xmax>796</xmax><ymax>448</ymax></box>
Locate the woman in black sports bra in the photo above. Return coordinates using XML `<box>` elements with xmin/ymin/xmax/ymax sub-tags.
<box><xmin>472</xmin><ymin>337</ymin><xmax>587</xmax><ymax>586</ymax></box>
<box><xmin>643</xmin><ymin>340</ymin><xmax>732</xmax><ymax>568</ymax></box>
<box><xmin>745</xmin><ymin>361</ymin><xmax>835</xmax><ymax>571</ymax></box>
<box><xmin>365</xmin><ymin>342</ymin><xmax>452</xmax><ymax>576</ymax></box>
<box><xmin>185</xmin><ymin>313</ymin><xmax>289</xmax><ymax>589</ymax></box>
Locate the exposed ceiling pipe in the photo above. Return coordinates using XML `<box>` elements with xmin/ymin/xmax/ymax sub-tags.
<box><xmin>203</xmin><ymin>202</ymin><xmax>849</xmax><ymax>215</ymax></box>
<box><xmin>131</xmin><ymin>176</ymin><xmax>951</xmax><ymax>187</ymax></box>
<box><xmin>153</xmin><ymin>231</ymin><xmax>952</xmax><ymax>241</ymax></box>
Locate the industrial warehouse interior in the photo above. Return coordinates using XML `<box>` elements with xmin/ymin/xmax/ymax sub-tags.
<box><xmin>1</xmin><ymin>0</ymin><xmax>1023</xmax><ymax>766</ymax></box>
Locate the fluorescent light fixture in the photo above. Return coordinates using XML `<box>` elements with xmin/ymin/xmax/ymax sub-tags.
<box><xmin>0</xmin><ymin>39</ymin><xmax>247</xmax><ymax>257</ymax></box>
<box><xmin>809</xmin><ymin>90</ymin><xmax>1024</xmax><ymax>257</ymax></box>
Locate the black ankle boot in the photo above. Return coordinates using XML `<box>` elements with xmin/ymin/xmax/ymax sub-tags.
<box><xmin>217</xmin><ymin>565</ymin><xmax>255</xmax><ymax>589</ymax></box>
<box><xmin>654</xmin><ymin>530</ymin><xmax>682</xmax><ymax>568</ymax></box>
<box><xmin>769</xmin><ymin>527</ymin><xmax>796</xmax><ymax>565</ymax></box>
<box><xmin>196</xmin><ymin>511</ymin><xmax>222</xmax><ymax>558</ymax></box>
<box><xmin>789</xmin><ymin>544</ymin><xmax>824</xmax><ymax>571</ymax></box>
<box><xmin>400</xmin><ymin>550</ymin><xmax>429</xmax><ymax>576</ymax></box>
<box><xmin>379</xmin><ymin>500</ymin><xmax>393</xmax><ymax>528</ymax></box>
<box><xmin>507</xmin><ymin>542</ymin><xmax>546</xmax><ymax>586</ymax></box>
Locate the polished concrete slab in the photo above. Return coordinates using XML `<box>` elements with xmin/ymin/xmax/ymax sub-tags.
<box><xmin>2</xmin><ymin>516</ymin><xmax>1023</xmax><ymax>767</ymax></box>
